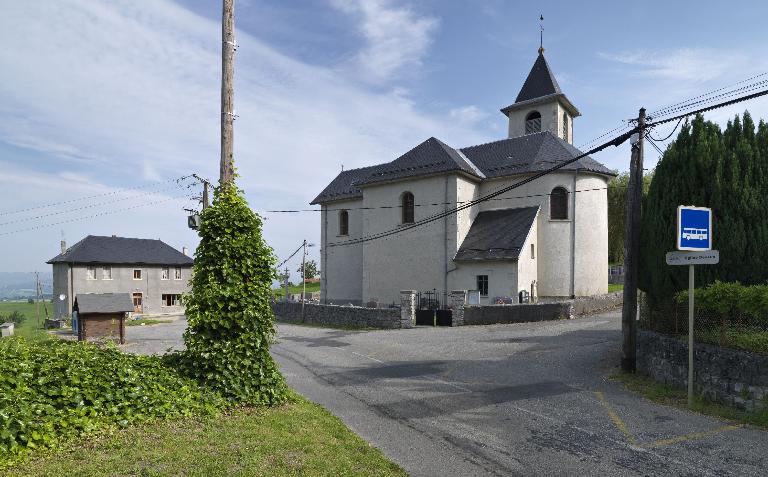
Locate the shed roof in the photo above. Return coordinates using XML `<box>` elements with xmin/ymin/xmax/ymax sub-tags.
<box><xmin>454</xmin><ymin>207</ymin><xmax>539</xmax><ymax>261</ymax></box>
<box><xmin>47</xmin><ymin>235</ymin><xmax>193</xmax><ymax>265</ymax></box>
<box><xmin>75</xmin><ymin>293</ymin><xmax>134</xmax><ymax>314</ymax></box>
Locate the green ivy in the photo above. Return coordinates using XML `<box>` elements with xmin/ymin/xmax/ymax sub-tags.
<box><xmin>166</xmin><ymin>183</ymin><xmax>288</xmax><ymax>405</ymax></box>
<box><xmin>0</xmin><ymin>337</ymin><xmax>223</xmax><ymax>465</ymax></box>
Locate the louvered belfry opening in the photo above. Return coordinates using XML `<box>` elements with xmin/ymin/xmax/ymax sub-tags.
<box><xmin>525</xmin><ymin>111</ymin><xmax>541</xmax><ymax>134</ymax></box>
<box><xmin>550</xmin><ymin>187</ymin><xmax>569</xmax><ymax>220</ymax></box>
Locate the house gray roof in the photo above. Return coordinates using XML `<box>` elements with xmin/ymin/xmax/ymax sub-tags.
<box><xmin>454</xmin><ymin>207</ymin><xmax>539</xmax><ymax>261</ymax></box>
<box><xmin>311</xmin><ymin>131</ymin><xmax>614</xmax><ymax>204</ymax></box>
<box><xmin>514</xmin><ymin>52</ymin><xmax>561</xmax><ymax>103</ymax></box>
<box><xmin>47</xmin><ymin>235</ymin><xmax>193</xmax><ymax>265</ymax></box>
<box><xmin>75</xmin><ymin>293</ymin><xmax>134</xmax><ymax>314</ymax></box>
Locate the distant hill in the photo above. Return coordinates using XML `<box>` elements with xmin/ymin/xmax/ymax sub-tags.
<box><xmin>0</xmin><ymin>272</ymin><xmax>52</xmax><ymax>300</ymax></box>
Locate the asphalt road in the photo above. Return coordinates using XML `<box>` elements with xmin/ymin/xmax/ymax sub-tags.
<box><xmin>272</xmin><ymin>312</ymin><xmax>768</xmax><ymax>477</ymax></box>
<box><xmin>123</xmin><ymin>312</ymin><xmax>768</xmax><ymax>476</ymax></box>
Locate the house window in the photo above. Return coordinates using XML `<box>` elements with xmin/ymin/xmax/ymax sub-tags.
<box><xmin>562</xmin><ymin>113</ymin><xmax>569</xmax><ymax>142</ymax></box>
<box><xmin>550</xmin><ymin>187</ymin><xmax>569</xmax><ymax>220</ymax></box>
<box><xmin>477</xmin><ymin>275</ymin><xmax>489</xmax><ymax>297</ymax></box>
<box><xmin>162</xmin><ymin>294</ymin><xmax>181</xmax><ymax>306</ymax></box>
<box><xmin>86</xmin><ymin>266</ymin><xmax>97</xmax><ymax>280</ymax></box>
<box><xmin>531</xmin><ymin>243</ymin><xmax>536</xmax><ymax>259</ymax></box>
<box><xmin>102</xmin><ymin>266</ymin><xmax>112</xmax><ymax>280</ymax></box>
<box><xmin>161</xmin><ymin>267</ymin><xmax>169</xmax><ymax>280</ymax></box>
<box><xmin>525</xmin><ymin>111</ymin><xmax>541</xmax><ymax>134</ymax></box>
<box><xmin>401</xmin><ymin>192</ymin><xmax>415</xmax><ymax>224</ymax></box>
<box><xmin>133</xmin><ymin>269</ymin><xmax>142</xmax><ymax>280</ymax></box>
<box><xmin>339</xmin><ymin>210</ymin><xmax>349</xmax><ymax>236</ymax></box>
<box><xmin>174</xmin><ymin>267</ymin><xmax>182</xmax><ymax>280</ymax></box>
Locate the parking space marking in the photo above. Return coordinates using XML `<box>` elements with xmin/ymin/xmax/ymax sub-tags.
<box><xmin>643</xmin><ymin>424</ymin><xmax>742</xmax><ymax>449</ymax></box>
<box><xmin>595</xmin><ymin>391</ymin><xmax>638</xmax><ymax>445</ymax></box>
<box><xmin>595</xmin><ymin>391</ymin><xmax>744</xmax><ymax>449</ymax></box>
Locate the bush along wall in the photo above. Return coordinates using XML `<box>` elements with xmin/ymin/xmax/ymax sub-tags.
<box><xmin>0</xmin><ymin>337</ymin><xmax>224</xmax><ymax>465</ymax></box>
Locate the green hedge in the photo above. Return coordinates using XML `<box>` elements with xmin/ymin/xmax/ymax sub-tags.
<box><xmin>675</xmin><ymin>281</ymin><xmax>768</xmax><ymax>321</ymax></box>
<box><xmin>0</xmin><ymin>337</ymin><xmax>224</xmax><ymax>465</ymax></box>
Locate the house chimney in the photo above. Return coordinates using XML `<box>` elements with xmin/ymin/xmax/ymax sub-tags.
<box><xmin>60</xmin><ymin>240</ymin><xmax>66</xmax><ymax>254</ymax></box>
<box><xmin>182</xmin><ymin>246</ymin><xmax>188</xmax><ymax>256</ymax></box>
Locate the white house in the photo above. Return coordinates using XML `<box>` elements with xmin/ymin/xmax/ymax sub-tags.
<box><xmin>312</xmin><ymin>51</ymin><xmax>615</xmax><ymax>306</ymax></box>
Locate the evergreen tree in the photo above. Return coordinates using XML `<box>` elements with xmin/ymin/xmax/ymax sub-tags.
<box><xmin>639</xmin><ymin>112</ymin><xmax>768</xmax><ymax>304</ymax></box>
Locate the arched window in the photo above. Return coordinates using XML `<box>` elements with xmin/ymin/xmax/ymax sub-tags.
<box><xmin>401</xmin><ymin>192</ymin><xmax>415</xmax><ymax>223</ymax></box>
<box><xmin>550</xmin><ymin>187</ymin><xmax>569</xmax><ymax>220</ymax></box>
<box><xmin>562</xmin><ymin>113</ymin><xmax>569</xmax><ymax>142</ymax></box>
<box><xmin>525</xmin><ymin>111</ymin><xmax>542</xmax><ymax>134</ymax></box>
<box><xmin>339</xmin><ymin>209</ymin><xmax>349</xmax><ymax>236</ymax></box>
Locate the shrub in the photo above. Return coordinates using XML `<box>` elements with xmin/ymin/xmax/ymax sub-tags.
<box><xmin>167</xmin><ymin>183</ymin><xmax>288</xmax><ymax>406</ymax></box>
<box><xmin>0</xmin><ymin>337</ymin><xmax>223</xmax><ymax>464</ymax></box>
<box><xmin>675</xmin><ymin>281</ymin><xmax>768</xmax><ymax>319</ymax></box>
<box><xmin>0</xmin><ymin>311</ymin><xmax>25</xmax><ymax>325</ymax></box>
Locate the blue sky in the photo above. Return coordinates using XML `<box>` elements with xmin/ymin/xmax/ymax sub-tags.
<box><xmin>1</xmin><ymin>0</ymin><xmax>768</xmax><ymax>274</ymax></box>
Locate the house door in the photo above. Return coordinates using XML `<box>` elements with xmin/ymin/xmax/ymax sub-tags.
<box><xmin>132</xmin><ymin>293</ymin><xmax>143</xmax><ymax>313</ymax></box>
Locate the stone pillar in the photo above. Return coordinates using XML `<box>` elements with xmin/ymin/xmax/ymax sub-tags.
<box><xmin>450</xmin><ymin>290</ymin><xmax>467</xmax><ymax>327</ymax></box>
<box><xmin>399</xmin><ymin>290</ymin><xmax>416</xmax><ymax>329</ymax></box>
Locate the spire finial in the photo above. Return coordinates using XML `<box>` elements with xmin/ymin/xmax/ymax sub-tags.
<box><xmin>538</xmin><ymin>14</ymin><xmax>544</xmax><ymax>55</ymax></box>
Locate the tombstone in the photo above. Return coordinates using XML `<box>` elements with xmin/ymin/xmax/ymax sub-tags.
<box><xmin>0</xmin><ymin>322</ymin><xmax>14</xmax><ymax>337</ymax></box>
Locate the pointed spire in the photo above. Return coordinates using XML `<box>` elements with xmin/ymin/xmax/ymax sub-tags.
<box><xmin>515</xmin><ymin>53</ymin><xmax>561</xmax><ymax>103</ymax></box>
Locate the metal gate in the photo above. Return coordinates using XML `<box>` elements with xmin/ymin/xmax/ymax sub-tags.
<box><xmin>415</xmin><ymin>289</ymin><xmax>452</xmax><ymax>326</ymax></box>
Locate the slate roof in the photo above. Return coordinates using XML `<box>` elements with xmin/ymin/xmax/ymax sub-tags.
<box><xmin>514</xmin><ymin>52</ymin><xmax>562</xmax><ymax>103</ymax></box>
<box><xmin>47</xmin><ymin>235</ymin><xmax>193</xmax><ymax>265</ymax></box>
<box><xmin>75</xmin><ymin>293</ymin><xmax>134</xmax><ymax>314</ymax></box>
<box><xmin>455</xmin><ymin>207</ymin><xmax>539</xmax><ymax>261</ymax></box>
<box><xmin>459</xmin><ymin>131</ymin><xmax>616</xmax><ymax>179</ymax></box>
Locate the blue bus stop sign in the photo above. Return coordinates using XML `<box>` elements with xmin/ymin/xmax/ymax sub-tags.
<box><xmin>677</xmin><ymin>205</ymin><xmax>712</xmax><ymax>251</ymax></box>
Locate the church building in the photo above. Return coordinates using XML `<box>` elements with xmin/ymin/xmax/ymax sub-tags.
<box><xmin>312</xmin><ymin>50</ymin><xmax>615</xmax><ymax>306</ymax></box>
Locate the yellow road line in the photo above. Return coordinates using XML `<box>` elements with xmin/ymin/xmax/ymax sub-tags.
<box><xmin>643</xmin><ymin>424</ymin><xmax>742</xmax><ymax>449</ymax></box>
<box><xmin>595</xmin><ymin>391</ymin><xmax>638</xmax><ymax>445</ymax></box>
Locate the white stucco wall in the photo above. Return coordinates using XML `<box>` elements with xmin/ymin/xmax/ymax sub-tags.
<box><xmin>450</xmin><ymin>261</ymin><xmax>518</xmax><ymax>305</ymax></box>
<box><xmin>360</xmin><ymin>175</ymin><xmax>455</xmax><ymax>305</ymax></box>
<box><xmin>321</xmin><ymin>199</ymin><xmax>364</xmax><ymax>304</ymax></box>
<box><xmin>573</xmin><ymin>174</ymin><xmax>609</xmax><ymax>295</ymax></box>
<box><xmin>517</xmin><ymin>208</ymin><xmax>539</xmax><ymax>298</ymax></box>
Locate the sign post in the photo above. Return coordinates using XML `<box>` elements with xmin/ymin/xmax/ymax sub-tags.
<box><xmin>666</xmin><ymin>205</ymin><xmax>716</xmax><ymax>407</ymax></box>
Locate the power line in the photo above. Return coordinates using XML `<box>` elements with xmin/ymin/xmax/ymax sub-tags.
<box><xmin>649</xmin><ymin>71</ymin><xmax>768</xmax><ymax>116</ymax></box>
<box><xmin>327</xmin><ymin>128</ymin><xmax>637</xmax><ymax>248</ymax></box>
<box><xmin>649</xmin><ymin>78</ymin><xmax>768</xmax><ymax>120</ymax></box>
<box><xmin>0</xmin><ymin>193</ymin><xmax>195</xmax><ymax>237</ymax></box>
<box><xmin>648</xmin><ymin>117</ymin><xmax>684</xmax><ymax>142</ymax></box>
<box><xmin>647</xmin><ymin>86</ymin><xmax>768</xmax><ymax>127</ymax></box>
<box><xmin>264</xmin><ymin>186</ymin><xmax>615</xmax><ymax>214</ymax></box>
<box><xmin>276</xmin><ymin>242</ymin><xmax>305</xmax><ymax>269</ymax></box>
<box><xmin>0</xmin><ymin>175</ymin><xmax>194</xmax><ymax>217</ymax></box>
<box><xmin>0</xmin><ymin>181</ymin><xmax>198</xmax><ymax>227</ymax></box>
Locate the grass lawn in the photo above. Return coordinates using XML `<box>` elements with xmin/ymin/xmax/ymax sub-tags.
<box><xmin>273</xmin><ymin>282</ymin><xmax>320</xmax><ymax>298</ymax></box>
<box><xmin>0</xmin><ymin>301</ymin><xmax>48</xmax><ymax>340</ymax></box>
<box><xmin>9</xmin><ymin>393</ymin><xmax>406</xmax><ymax>477</ymax></box>
<box><xmin>126</xmin><ymin>319</ymin><xmax>173</xmax><ymax>327</ymax></box>
<box><xmin>613</xmin><ymin>373</ymin><xmax>768</xmax><ymax>429</ymax></box>
<box><xmin>608</xmin><ymin>283</ymin><xmax>624</xmax><ymax>293</ymax></box>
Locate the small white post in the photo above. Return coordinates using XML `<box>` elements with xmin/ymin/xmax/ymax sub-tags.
<box><xmin>688</xmin><ymin>264</ymin><xmax>695</xmax><ymax>407</ymax></box>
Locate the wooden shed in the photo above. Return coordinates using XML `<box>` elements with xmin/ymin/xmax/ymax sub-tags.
<box><xmin>74</xmin><ymin>293</ymin><xmax>133</xmax><ymax>344</ymax></box>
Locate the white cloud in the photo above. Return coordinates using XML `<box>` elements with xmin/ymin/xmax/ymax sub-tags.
<box><xmin>449</xmin><ymin>105</ymin><xmax>489</xmax><ymax>125</ymax></box>
<box><xmin>329</xmin><ymin>0</ymin><xmax>438</xmax><ymax>84</ymax></box>
<box><xmin>598</xmin><ymin>48</ymin><xmax>748</xmax><ymax>83</ymax></box>
<box><xmin>0</xmin><ymin>0</ymin><xmax>490</xmax><ymax>271</ymax></box>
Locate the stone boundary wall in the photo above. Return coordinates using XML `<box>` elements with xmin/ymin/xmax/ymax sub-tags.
<box><xmin>271</xmin><ymin>302</ymin><xmax>404</xmax><ymax>329</ymax></box>
<box><xmin>461</xmin><ymin>302</ymin><xmax>573</xmax><ymax>326</ymax></box>
<box><xmin>638</xmin><ymin>330</ymin><xmax>768</xmax><ymax>411</ymax></box>
<box><xmin>571</xmin><ymin>292</ymin><xmax>623</xmax><ymax>315</ymax></box>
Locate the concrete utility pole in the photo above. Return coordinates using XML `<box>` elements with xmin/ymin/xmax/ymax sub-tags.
<box><xmin>219</xmin><ymin>0</ymin><xmax>235</xmax><ymax>185</ymax></box>
<box><xmin>621</xmin><ymin>107</ymin><xmax>646</xmax><ymax>373</ymax></box>
<box><xmin>283</xmin><ymin>267</ymin><xmax>290</xmax><ymax>303</ymax></box>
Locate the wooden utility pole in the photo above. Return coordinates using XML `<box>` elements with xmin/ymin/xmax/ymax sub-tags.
<box><xmin>220</xmin><ymin>0</ymin><xmax>235</xmax><ymax>185</ymax></box>
<box><xmin>283</xmin><ymin>267</ymin><xmax>290</xmax><ymax>303</ymax></box>
<box><xmin>192</xmin><ymin>174</ymin><xmax>211</xmax><ymax>210</ymax></box>
<box><xmin>301</xmin><ymin>240</ymin><xmax>307</xmax><ymax>322</ymax></box>
<box><xmin>35</xmin><ymin>271</ymin><xmax>40</xmax><ymax>328</ymax></box>
<box><xmin>621</xmin><ymin>107</ymin><xmax>646</xmax><ymax>373</ymax></box>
